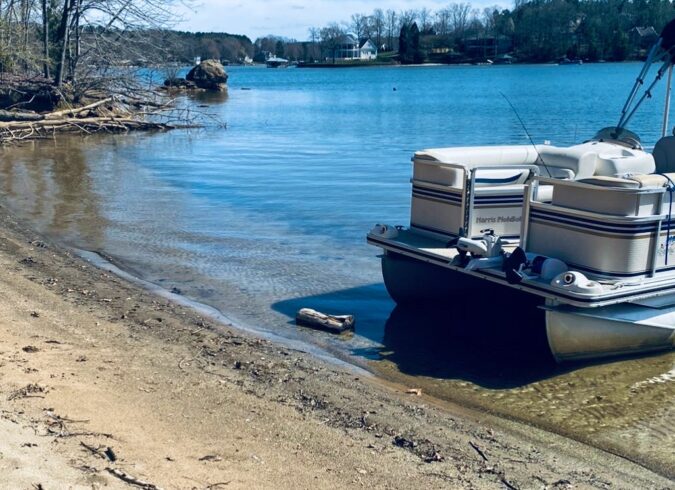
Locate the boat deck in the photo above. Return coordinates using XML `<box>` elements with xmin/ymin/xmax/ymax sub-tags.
<box><xmin>368</xmin><ymin>228</ymin><xmax>675</xmax><ymax>308</ymax></box>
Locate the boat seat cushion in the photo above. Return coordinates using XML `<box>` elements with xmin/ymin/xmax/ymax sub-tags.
<box><xmin>578</xmin><ymin>176</ymin><xmax>640</xmax><ymax>188</ymax></box>
<box><xmin>579</xmin><ymin>173</ymin><xmax>675</xmax><ymax>189</ymax></box>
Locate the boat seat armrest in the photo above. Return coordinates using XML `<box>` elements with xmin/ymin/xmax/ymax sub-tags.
<box><xmin>580</xmin><ymin>173</ymin><xmax>675</xmax><ymax>189</ymax></box>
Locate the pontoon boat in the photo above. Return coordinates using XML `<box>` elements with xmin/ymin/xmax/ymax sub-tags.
<box><xmin>368</xmin><ymin>21</ymin><xmax>675</xmax><ymax>362</ymax></box>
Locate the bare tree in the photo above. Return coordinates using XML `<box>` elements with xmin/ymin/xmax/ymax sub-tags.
<box><xmin>320</xmin><ymin>22</ymin><xmax>345</xmax><ymax>63</ymax></box>
<box><xmin>482</xmin><ymin>7</ymin><xmax>499</xmax><ymax>36</ymax></box>
<box><xmin>371</xmin><ymin>8</ymin><xmax>385</xmax><ymax>48</ymax></box>
<box><xmin>42</xmin><ymin>0</ymin><xmax>49</xmax><ymax>77</ymax></box>
<box><xmin>398</xmin><ymin>9</ymin><xmax>417</xmax><ymax>29</ymax></box>
<box><xmin>308</xmin><ymin>27</ymin><xmax>319</xmax><ymax>44</ymax></box>
<box><xmin>350</xmin><ymin>13</ymin><xmax>367</xmax><ymax>39</ymax></box>
<box><xmin>450</xmin><ymin>3</ymin><xmax>473</xmax><ymax>39</ymax></box>
<box><xmin>418</xmin><ymin>7</ymin><xmax>433</xmax><ymax>34</ymax></box>
<box><xmin>435</xmin><ymin>8</ymin><xmax>451</xmax><ymax>36</ymax></box>
<box><xmin>385</xmin><ymin>9</ymin><xmax>397</xmax><ymax>51</ymax></box>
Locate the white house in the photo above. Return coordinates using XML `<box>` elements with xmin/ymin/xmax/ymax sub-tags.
<box><xmin>331</xmin><ymin>34</ymin><xmax>378</xmax><ymax>61</ymax></box>
<box><xmin>358</xmin><ymin>39</ymin><xmax>378</xmax><ymax>60</ymax></box>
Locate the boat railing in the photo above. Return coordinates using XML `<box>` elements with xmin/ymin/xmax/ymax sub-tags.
<box><xmin>463</xmin><ymin>163</ymin><xmax>540</xmax><ymax>238</ymax></box>
<box><xmin>411</xmin><ymin>161</ymin><xmax>539</xmax><ymax>239</ymax></box>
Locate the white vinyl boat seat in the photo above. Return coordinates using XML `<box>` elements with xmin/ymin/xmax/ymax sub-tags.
<box><xmin>527</xmin><ymin>175</ymin><xmax>675</xmax><ymax>280</ymax></box>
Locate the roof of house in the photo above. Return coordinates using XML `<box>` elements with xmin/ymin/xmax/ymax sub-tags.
<box><xmin>337</xmin><ymin>34</ymin><xmax>358</xmax><ymax>45</ymax></box>
<box><xmin>633</xmin><ymin>26</ymin><xmax>658</xmax><ymax>38</ymax></box>
<box><xmin>359</xmin><ymin>39</ymin><xmax>377</xmax><ymax>50</ymax></box>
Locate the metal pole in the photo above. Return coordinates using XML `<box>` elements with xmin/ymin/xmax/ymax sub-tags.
<box><xmin>663</xmin><ymin>65</ymin><xmax>673</xmax><ymax>137</ymax></box>
<box><xmin>619</xmin><ymin>58</ymin><xmax>672</xmax><ymax>131</ymax></box>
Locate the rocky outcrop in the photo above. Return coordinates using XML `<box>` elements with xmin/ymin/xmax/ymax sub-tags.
<box><xmin>185</xmin><ymin>60</ymin><xmax>228</xmax><ymax>91</ymax></box>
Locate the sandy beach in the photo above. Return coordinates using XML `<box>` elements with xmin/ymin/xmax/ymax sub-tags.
<box><xmin>0</xmin><ymin>205</ymin><xmax>671</xmax><ymax>489</ymax></box>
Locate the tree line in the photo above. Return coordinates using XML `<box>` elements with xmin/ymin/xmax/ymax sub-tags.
<box><xmin>2</xmin><ymin>0</ymin><xmax>674</xmax><ymax>87</ymax></box>
<box><xmin>258</xmin><ymin>0</ymin><xmax>675</xmax><ymax>64</ymax></box>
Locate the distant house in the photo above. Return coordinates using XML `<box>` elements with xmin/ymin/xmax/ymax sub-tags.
<box><xmin>631</xmin><ymin>26</ymin><xmax>658</xmax><ymax>47</ymax></box>
<box><xmin>330</xmin><ymin>34</ymin><xmax>378</xmax><ymax>61</ymax></box>
<box><xmin>464</xmin><ymin>36</ymin><xmax>512</xmax><ymax>60</ymax></box>
<box><xmin>359</xmin><ymin>39</ymin><xmax>378</xmax><ymax>60</ymax></box>
<box><xmin>631</xmin><ymin>26</ymin><xmax>658</xmax><ymax>58</ymax></box>
<box><xmin>631</xmin><ymin>26</ymin><xmax>658</xmax><ymax>51</ymax></box>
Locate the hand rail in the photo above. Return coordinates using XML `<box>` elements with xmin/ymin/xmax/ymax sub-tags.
<box><xmin>464</xmin><ymin>164</ymin><xmax>540</xmax><ymax>237</ymax></box>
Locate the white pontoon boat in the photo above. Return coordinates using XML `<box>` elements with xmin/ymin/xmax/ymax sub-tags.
<box><xmin>368</xmin><ymin>21</ymin><xmax>675</xmax><ymax>362</ymax></box>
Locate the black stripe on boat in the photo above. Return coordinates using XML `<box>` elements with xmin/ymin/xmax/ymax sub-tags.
<box><xmin>410</xmin><ymin>223</ymin><xmax>459</xmax><ymax>237</ymax></box>
<box><xmin>530</xmin><ymin>209</ymin><xmax>660</xmax><ymax>234</ymax></box>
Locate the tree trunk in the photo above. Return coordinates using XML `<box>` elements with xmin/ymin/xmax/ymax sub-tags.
<box><xmin>42</xmin><ymin>0</ymin><xmax>49</xmax><ymax>78</ymax></box>
<box><xmin>54</xmin><ymin>0</ymin><xmax>73</xmax><ymax>87</ymax></box>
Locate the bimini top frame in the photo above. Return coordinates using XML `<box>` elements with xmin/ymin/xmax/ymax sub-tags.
<box><xmin>617</xmin><ymin>19</ymin><xmax>675</xmax><ymax>135</ymax></box>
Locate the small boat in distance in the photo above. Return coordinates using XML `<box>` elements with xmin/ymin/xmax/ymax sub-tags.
<box><xmin>368</xmin><ymin>20</ymin><xmax>675</xmax><ymax>362</ymax></box>
<box><xmin>266</xmin><ymin>56</ymin><xmax>289</xmax><ymax>68</ymax></box>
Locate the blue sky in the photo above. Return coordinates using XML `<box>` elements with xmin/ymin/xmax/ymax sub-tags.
<box><xmin>176</xmin><ymin>1</ymin><xmax>505</xmax><ymax>41</ymax></box>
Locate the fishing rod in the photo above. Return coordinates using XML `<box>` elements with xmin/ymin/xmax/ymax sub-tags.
<box><xmin>500</xmin><ymin>91</ymin><xmax>553</xmax><ymax>177</ymax></box>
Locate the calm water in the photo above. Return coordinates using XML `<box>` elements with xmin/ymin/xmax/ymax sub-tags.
<box><xmin>1</xmin><ymin>63</ymin><xmax>674</xmax><ymax>476</ymax></box>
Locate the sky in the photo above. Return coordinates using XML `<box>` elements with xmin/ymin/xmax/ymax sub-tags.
<box><xmin>175</xmin><ymin>0</ymin><xmax>506</xmax><ymax>42</ymax></box>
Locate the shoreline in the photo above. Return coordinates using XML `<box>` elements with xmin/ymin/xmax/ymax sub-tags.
<box><xmin>0</xmin><ymin>204</ymin><xmax>671</xmax><ymax>488</ymax></box>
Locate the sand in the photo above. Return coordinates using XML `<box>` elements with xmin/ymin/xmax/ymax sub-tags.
<box><xmin>0</xmin><ymin>207</ymin><xmax>671</xmax><ymax>489</ymax></box>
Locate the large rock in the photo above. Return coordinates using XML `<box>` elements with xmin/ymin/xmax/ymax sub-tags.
<box><xmin>186</xmin><ymin>60</ymin><xmax>228</xmax><ymax>91</ymax></box>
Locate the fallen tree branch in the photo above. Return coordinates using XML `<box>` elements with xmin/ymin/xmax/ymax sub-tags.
<box><xmin>105</xmin><ymin>468</ymin><xmax>163</xmax><ymax>490</ymax></box>
<box><xmin>44</xmin><ymin>97</ymin><xmax>114</xmax><ymax>119</ymax></box>
<box><xmin>469</xmin><ymin>441</ymin><xmax>488</xmax><ymax>462</ymax></box>
<box><xmin>0</xmin><ymin>110</ymin><xmax>44</xmax><ymax>122</ymax></box>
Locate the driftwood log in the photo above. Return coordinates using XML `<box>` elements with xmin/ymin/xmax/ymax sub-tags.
<box><xmin>105</xmin><ymin>468</ymin><xmax>163</xmax><ymax>490</ymax></box>
<box><xmin>296</xmin><ymin>308</ymin><xmax>355</xmax><ymax>333</ymax></box>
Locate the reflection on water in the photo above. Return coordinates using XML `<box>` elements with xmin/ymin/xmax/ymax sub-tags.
<box><xmin>0</xmin><ymin>139</ymin><xmax>106</xmax><ymax>248</ymax></box>
<box><xmin>185</xmin><ymin>89</ymin><xmax>230</xmax><ymax>105</ymax></box>
<box><xmin>0</xmin><ymin>64</ymin><xmax>673</xmax><ymax>477</ymax></box>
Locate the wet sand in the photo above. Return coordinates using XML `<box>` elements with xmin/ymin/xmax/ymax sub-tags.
<box><xmin>0</xmin><ymin>197</ymin><xmax>671</xmax><ymax>487</ymax></box>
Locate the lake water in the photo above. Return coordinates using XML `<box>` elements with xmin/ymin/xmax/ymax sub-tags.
<box><xmin>1</xmin><ymin>63</ymin><xmax>673</xmax><ymax>476</ymax></box>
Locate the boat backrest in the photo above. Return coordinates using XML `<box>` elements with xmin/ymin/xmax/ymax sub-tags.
<box><xmin>653</xmin><ymin>136</ymin><xmax>675</xmax><ymax>173</ymax></box>
<box><xmin>413</xmin><ymin>146</ymin><xmax>538</xmax><ymax>187</ymax></box>
<box><xmin>549</xmin><ymin>176</ymin><xmax>668</xmax><ymax>217</ymax></box>
<box><xmin>415</xmin><ymin>141</ymin><xmax>655</xmax><ymax>185</ymax></box>
<box><xmin>538</xmin><ymin>141</ymin><xmax>655</xmax><ymax>179</ymax></box>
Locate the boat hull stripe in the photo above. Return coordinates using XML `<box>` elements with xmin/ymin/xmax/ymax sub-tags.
<box><xmin>531</xmin><ymin>211</ymin><xmax>660</xmax><ymax>234</ymax></box>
